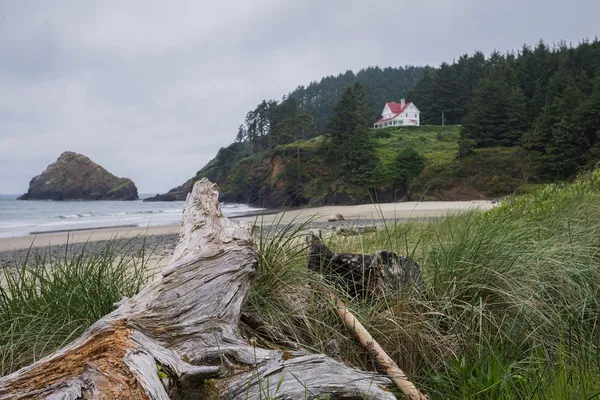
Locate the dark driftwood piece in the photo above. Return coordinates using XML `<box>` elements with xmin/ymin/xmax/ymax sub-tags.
<box><xmin>0</xmin><ymin>179</ymin><xmax>395</xmax><ymax>400</ymax></box>
<box><xmin>306</xmin><ymin>235</ymin><xmax>429</xmax><ymax>399</ymax></box>
<box><xmin>306</xmin><ymin>234</ymin><xmax>422</xmax><ymax>299</ymax></box>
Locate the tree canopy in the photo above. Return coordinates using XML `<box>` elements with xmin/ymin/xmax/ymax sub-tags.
<box><xmin>410</xmin><ymin>39</ymin><xmax>600</xmax><ymax>179</ymax></box>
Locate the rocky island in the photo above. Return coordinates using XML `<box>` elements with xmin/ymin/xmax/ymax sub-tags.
<box><xmin>18</xmin><ymin>151</ymin><xmax>139</xmax><ymax>201</ymax></box>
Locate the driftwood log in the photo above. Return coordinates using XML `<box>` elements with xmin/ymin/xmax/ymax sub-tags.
<box><xmin>332</xmin><ymin>295</ymin><xmax>429</xmax><ymax>400</ymax></box>
<box><xmin>0</xmin><ymin>179</ymin><xmax>396</xmax><ymax>399</ymax></box>
<box><xmin>306</xmin><ymin>234</ymin><xmax>422</xmax><ymax>299</ymax></box>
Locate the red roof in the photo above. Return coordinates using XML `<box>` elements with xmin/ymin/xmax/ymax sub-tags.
<box><xmin>375</xmin><ymin>102</ymin><xmax>412</xmax><ymax>124</ymax></box>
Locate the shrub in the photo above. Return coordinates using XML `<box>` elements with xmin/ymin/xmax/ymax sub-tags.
<box><xmin>457</xmin><ymin>138</ymin><xmax>476</xmax><ymax>158</ymax></box>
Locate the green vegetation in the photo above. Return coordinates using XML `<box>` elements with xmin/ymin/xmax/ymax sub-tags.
<box><xmin>3</xmin><ymin>174</ymin><xmax>600</xmax><ymax>398</ymax></box>
<box><xmin>0</xmin><ymin>239</ymin><xmax>155</xmax><ymax>376</ymax></box>
<box><xmin>250</xmin><ymin>171</ymin><xmax>600</xmax><ymax>398</ymax></box>
<box><xmin>410</xmin><ymin>40</ymin><xmax>600</xmax><ymax>181</ymax></box>
<box><xmin>202</xmin><ymin>123</ymin><xmax>530</xmax><ymax>207</ymax></box>
<box><xmin>326</xmin><ymin>83</ymin><xmax>377</xmax><ymax>185</ymax></box>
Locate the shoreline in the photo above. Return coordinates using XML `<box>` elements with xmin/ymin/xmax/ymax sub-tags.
<box><xmin>29</xmin><ymin>224</ymin><xmax>140</xmax><ymax>235</ymax></box>
<box><xmin>0</xmin><ymin>200</ymin><xmax>495</xmax><ymax>254</ymax></box>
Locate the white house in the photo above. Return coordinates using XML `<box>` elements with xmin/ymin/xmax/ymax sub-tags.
<box><xmin>374</xmin><ymin>100</ymin><xmax>420</xmax><ymax>128</ymax></box>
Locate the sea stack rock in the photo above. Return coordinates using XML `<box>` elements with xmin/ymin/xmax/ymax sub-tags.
<box><xmin>18</xmin><ymin>152</ymin><xmax>139</xmax><ymax>201</ymax></box>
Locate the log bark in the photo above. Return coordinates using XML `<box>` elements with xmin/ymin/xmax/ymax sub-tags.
<box><xmin>0</xmin><ymin>179</ymin><xmax>395</xmax><ymax>400</ymax></box>
<box><xmin>306</xmin><ymin>234</ymin><xmax>423</xmax><ymax>299</ymax></box>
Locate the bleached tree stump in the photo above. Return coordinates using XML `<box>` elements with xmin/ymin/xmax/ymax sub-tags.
<box><xmin>0</xmin><ymin>179</ymin><xmax>395</xmax><ymax>399</ymax></box>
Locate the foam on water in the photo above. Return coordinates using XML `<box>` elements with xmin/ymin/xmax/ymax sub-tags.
<box><xmin>0</xmin><ymin>195</ymin><xmax>264</xmax><ymax>238</ymax></box>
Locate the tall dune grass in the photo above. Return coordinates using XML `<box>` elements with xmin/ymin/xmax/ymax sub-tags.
<box><xmin>0</xmin><ymin>238</ymin><xmax>154</xmax><ymax>376</ymax></box>
<box><xmin>248</xmin><ymin>170</ymin><xmax>600</xmax><ymax>399</ymax></box>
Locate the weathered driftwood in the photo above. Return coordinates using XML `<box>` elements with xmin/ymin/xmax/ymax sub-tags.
<box><xmin>0</xmin><ymin>179</ymin><xmax>395</xmax><ymax>399</ymax></box>
<box><xmin>332</xmin><ymin>295</ymin><xmax>429</xmax><ymax>400</ymax></box>
<box><xmin>306</xmin><ymin>234</ymin><xmax>422</xmax><ymax>299</ymax></box>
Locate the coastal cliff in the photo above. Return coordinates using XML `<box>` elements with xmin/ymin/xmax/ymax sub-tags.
<box><xmin>18</xmin><ymin>152</ymin><xmax>139</xmax><ymax>201</ymax></box>
<box><xmin>145</xmin><ymin>143</ymin><xmax>245</xmax><ymax>202</ymax></box>
<box><xmin>145</xmin><ymin>127</ymin><xmax>531</xmax><ymax>208</ymax></box>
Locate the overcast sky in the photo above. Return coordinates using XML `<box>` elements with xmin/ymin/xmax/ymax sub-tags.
<box><xmin>1</xmin><ymin>1</ymin><xmax>598</xmax><ymax>194</ymax></box>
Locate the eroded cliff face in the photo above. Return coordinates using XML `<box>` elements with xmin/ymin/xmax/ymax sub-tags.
<box><xmin>18</xmin><ymin>152</ymin><xmax>139</xmax><ymax>201</ymax></box>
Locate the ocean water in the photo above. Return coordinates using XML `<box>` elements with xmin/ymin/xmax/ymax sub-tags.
<box><xmin>0</xmin><ymin>194</ymin><xmax>264</xmax><ymax>238</ymax></box>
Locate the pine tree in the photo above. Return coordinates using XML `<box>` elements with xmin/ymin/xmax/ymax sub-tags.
<box><xmin>462</xmin><ymin>60</ymin><xmax>526</xmax><ymax>147</ymax></box>
<box><xmin>277</xmin><ymin>113</ymin><xmax>316</xmax><ymax>184</ymax></box>
<box><xmin>580</xmin><ymin>77</ymin><xmax>600</xmax><ymax>163</ymax></box>
<box><xmin>546</xmin><ymin>118</ymin><xmax>584</xmax><ymax>178</ymax></box>
<box><xmin>432</xmin><ymin>62</ymin><xmax>462</xmax><ymax>124</ymax></box>
<box><xmin>407</xmin><ymin>67</ymin><xmax>437</xmax><ymax>124</ymax></box>
<box><xmin>327</xmin><ymin>84</ymin><xmax>377</xmax><ymax>185</ymax></box>
<box><xmin>504</xmin><ymin>86</ymin><xmax>529</xmax><ymax>145</ymax></box>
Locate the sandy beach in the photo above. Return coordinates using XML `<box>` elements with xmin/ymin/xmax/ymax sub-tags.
<box><xmin>236</xmin><ymin>200</ymin><xmax>495</xmax><ymax>224</ymax></box>
<box><xmin>0</xmin><ymin>200</ymin><xmax>495</xmax><ymax>253</ymax></box>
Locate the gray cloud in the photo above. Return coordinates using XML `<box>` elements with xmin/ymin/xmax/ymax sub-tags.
<box><xmin>1</xmin><ymin>0</ymin><xmax>598</xmax><ymax>194</ymax></box>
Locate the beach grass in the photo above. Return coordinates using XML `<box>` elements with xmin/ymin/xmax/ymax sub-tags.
<box><xmin>0</xmin><ymin>237</ymin><xmax>155</xmax><ymax>376</ymax></box>
<box><xmin>245</xmin><ymin>169</ymin><xmax>600</xmax><ymax>399</ymax></box>
<box><xmin>2</xmin><ymin>172</ymin><xmax>600</xmax><ymax>399</ymax></box>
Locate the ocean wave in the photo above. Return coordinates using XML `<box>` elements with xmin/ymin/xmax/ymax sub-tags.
<box><xmin>58</xmin><ymin>213</ymin><xmax>94</xmax><ymax>219</ymax></box>
<box><xmin>221</xmin><ymin>203</ymin><xmax>265</xmax><ymax>213</ymax></box>
<box><xmin>59</xmin><ymin>214</ymin><xmax>80</xmax><ymax>219</ymax></box>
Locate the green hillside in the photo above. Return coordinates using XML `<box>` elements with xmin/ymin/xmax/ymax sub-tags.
<box><xmin>149</xmin><ymin>38</ymin><xmax>600</xmax><ymax>205</ymax></box>
<box><xmin>204</xmin><ymin>125</ymin><xmax>531</xmax><ymax>208</ymax></box>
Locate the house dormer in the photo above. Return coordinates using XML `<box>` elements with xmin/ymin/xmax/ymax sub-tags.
<box><xmin>382</xmin><ymin>103</ymin><xmax>394</xmax><ymax>120</ymax></box>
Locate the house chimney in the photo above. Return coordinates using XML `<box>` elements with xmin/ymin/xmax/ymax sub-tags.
<box><xmin>400</xmin><ymin>99</ymin><xmax>405</xmax><ymax>108</ymax></box>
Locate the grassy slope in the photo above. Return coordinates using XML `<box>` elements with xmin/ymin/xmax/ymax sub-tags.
<box><xmin>216</xmin><ymin>126</ymin><xmax>533</xmax><ymax>207</ymax></box>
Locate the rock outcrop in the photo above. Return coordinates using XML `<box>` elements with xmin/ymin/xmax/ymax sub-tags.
<box><xmin>328</xmin><ymin>213</ymin><xmax>345</xmax><ymax>222</ymax></box>
<box><xmin>144</xmin><ymin>178</ymin><xmax>193</xmax><ymax>202</ymax></box>
<box><xmin>18</xmin><ymin>152</ymin><xmax>139</xmax><ymax>201</ymax></box>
